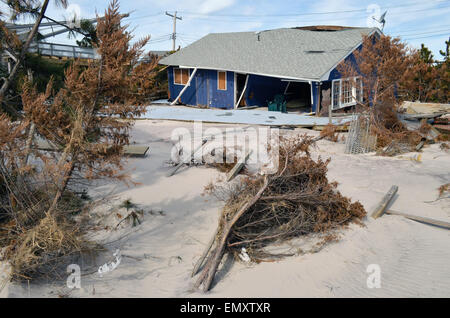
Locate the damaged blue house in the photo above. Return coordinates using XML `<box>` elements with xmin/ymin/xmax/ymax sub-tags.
<box><xmin>159</xmin><ymin>26</ymin><xmax>382</xmax><ymax>113</ymax></box>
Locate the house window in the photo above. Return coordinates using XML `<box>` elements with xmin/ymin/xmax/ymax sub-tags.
<box><xmin>342</xmin><ymin>79</ymin><xmax>352</xmax><ymax>105</ymax></box>
<box><xmin>218</xmin><ymin>71</ymin><xmax>227</xmax><ymax>90</ymax></box>
<box><xmin>332</xmin><ymin>80</ymin><xmax>341</xmax><ymax>110</ymax></box>
<box><xmin>173</xmin><ymin>68</ymin><xmax>190</xmax><ymax>85</ymax></box>
<box><xmin>332</xmin><ymin>77</ymin><xmax>363</xmax><ymax>110</ymax></box>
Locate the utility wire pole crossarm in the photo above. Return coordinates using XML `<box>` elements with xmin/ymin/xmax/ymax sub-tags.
<box><xmin>165</xmin><ymin>11</ymin><xmax>182</xmax><ymax>51</ymax></box>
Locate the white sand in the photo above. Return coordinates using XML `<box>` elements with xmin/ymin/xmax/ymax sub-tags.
<box><xmin>2</xmin><ymin>120</ymin><xmax>449</xmax><ymax>298</ymax></box>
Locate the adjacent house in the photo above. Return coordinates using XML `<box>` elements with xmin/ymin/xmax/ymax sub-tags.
<box><xmin>159</xmin><ymin>26</ymin><xmax>382</xmax><ymax>113</ymax></box>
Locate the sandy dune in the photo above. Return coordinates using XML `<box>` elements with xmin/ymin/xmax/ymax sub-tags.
<box><xmin>2</xmin><ymin>120</ymin><xmax>449</xmax><ymax>298</ymax></box>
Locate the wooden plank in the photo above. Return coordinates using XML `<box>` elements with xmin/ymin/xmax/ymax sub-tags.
<box><xmin>235</xmin><ymin>74</ymin><xmax>249</xmax><ymax>109</ymax></box>
<box><xmin>371</xmin><ymin>186</ymin><xmax>399</xmax><ymax>219</ymax></box>
<box><xmin>313</xmin><ymin>125</ymin><xmax>349</xmax><ymax>132</ymax></box>
<box><xmin>36</xmin><ymin>140</ymin><xmax>149</xmax><ymax>157</ymax></box>
<box><xmin>35</xmin><ymin>139</ymin><xmax>59</xmax><ymax>151</ymax></box>
<box><xmin>433</xmin><ymin>125</ymin><xmax>450</xmax><ymax>134</ymax></box>
<box><xmin>226</xmin><ymin>150</ymin><xmax>252</xmax><ymax>182</ymax></box>
<box><xmin>402</xmin><ymin>112</ymin><xmax>448</xmax><ymax>121</ymax></box>
<box><xmin>387</xmin><ymin>210</ymin><xmax>450</xmax><ymax>230</ymax></box>
<box><xmin>123</xmin><ymin>146</ymin><xmax>149</xmax><ymax>157</ymax></box>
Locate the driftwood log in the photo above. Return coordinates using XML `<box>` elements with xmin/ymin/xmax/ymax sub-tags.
<box><xmin>191</xmin><ymin>228</ymin><xmax>217</xmax><ymax>277</ymax></box>
<box><xmin>194</xmin><ymin>176</ymin><xmax>269</xmax><ymax>292</ymax></box>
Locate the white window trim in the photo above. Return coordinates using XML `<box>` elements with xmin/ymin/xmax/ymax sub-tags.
<box><xmin>217</xmin><ymin>71</ymin><xmax>227</xmax><ymax>91</ymax></box>
<box><xmin>173</xmin><ymin>67</ymin><xmax>190</xmax><ymax>86</ymax></box>
<box><xmin>331</xmin><ymin>77</ymin><xmax>363</xmax><ymax>110</ymax></box>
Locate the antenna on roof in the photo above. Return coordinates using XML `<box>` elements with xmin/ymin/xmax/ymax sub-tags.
<box><xmin>255</xmin><ymin>31</ymin><xmax>262</xmax><ymax>41</ymax></box>
<box><xmin>372</xmin><ymin>10</ymin><xmax>387</xmax><ymax>31</ymax></box>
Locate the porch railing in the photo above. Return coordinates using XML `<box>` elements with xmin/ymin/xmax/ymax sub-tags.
<box><xmin>28</xmin><ymin>42</ymin><xmax>99</xmax><ymax>60</ymax></box>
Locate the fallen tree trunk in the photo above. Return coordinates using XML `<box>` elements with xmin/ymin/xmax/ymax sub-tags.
<box><xmin>195</xmin><ymin>176</ymin><xmax>269</xmax><ymax>292</ymax></box>
<box><xmin>191</xmin><ymin>229</ymin><xmax>217</xmax><ymax>277</ymax></box>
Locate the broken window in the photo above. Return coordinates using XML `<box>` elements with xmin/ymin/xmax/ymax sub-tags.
<box><xmin>174</xmin><ymin>68</ymin><xmax>190</xmax><ymax>85</ymax></box>
<box><xmin>218</xmin><ymin>71</ymin><xmax>227</xmax><ymax>90</ymax></box>
<box><xmin>342</xmin><ymin>79</ymin><xmax>352</xmax><ymax>105</ymax></box>
<box><xmin>332</xmin><ymin>77</ymin><xmax>363</xmax><ymax>110</ymax></box>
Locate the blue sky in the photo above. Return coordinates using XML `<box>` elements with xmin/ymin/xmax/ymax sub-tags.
<box><xmin>2</xmin><ymin>0</ymin><xmax>450</xmax><ymax>60</ymax></box>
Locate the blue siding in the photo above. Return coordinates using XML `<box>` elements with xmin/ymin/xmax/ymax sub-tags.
<box><xmin>326</xmin><ymin>46</ymin><xmax>361</xmax><ymax>81</ymax></box>
<box><xmin>167</xmin><ymin>66</ymin><xmax>197</xmax><ymax>105</ymax></box>
<box><xmin>168</xmin><ymin>67</ymin><xmax>235</xmax><ymax>109</ymax></box>
<box><xmin>195</xmin><ymin>69</ymin><xmax>208</xmax><ymax>107</ymax></box>
<box><xmin>207</xmin><ymin>70</ymin><xmax>234</xmax><ymax>109</ymax></box>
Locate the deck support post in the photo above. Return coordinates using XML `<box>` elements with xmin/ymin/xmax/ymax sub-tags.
<box><xmin>171</xmin><ymin>67</ymin><xmax>198</xmax><ymax>105</ymax></box>
<box><xmin>235</xmin><ymin>74</ymin><xmax>249</xmax><ymax>109</ymax></box>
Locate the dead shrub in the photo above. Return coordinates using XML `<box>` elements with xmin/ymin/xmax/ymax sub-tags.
<box><xmin>439</xmin><ymin>183</ymin><xmax>450</xmax><ymax>198</ymax></box>
<box><xmin>368</xmin><ymin>104</ymin><xmax>423</xmax><ymax>152</ymax></box>
<box><xmin>209</xmin><ymin>135</ymin><xmax>366</xmax><ymax>258</ymax></box>
<box><xmin>0</xmin><ymin>187</ymin><xmax>95</xmax><ymax>281</ymax></box>
<box><xmin>320</xmin><ymin>124</ymin><xmax>339</xmax><ymax>142</ymax></box>
<box><xmin>4</xmin><ymin>213</ymin><xmax>92</xmax><ymax>281</ymax></box>
<box><xmin>195</xmin><ymin>135</ymin><xmax>366</xmax><ymax>291</ymax></box>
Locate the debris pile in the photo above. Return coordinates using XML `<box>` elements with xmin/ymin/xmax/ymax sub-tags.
<box><xmin>194</xmin><ymin>135</ymin><xmax>366</xmax><ymax>291</ymax></box>
<box><xmin>399</xmin><ymin>101</ymin><xmax>450</xmax><ymax>142</ymax></box>
<box><xmin>319</xmin><ymin>124</ymin><xmax>340</xmax><ymax>142</ymax></box>
<box><xmin>346</xmin><ymin>101</ymin><xmax>450</xmax><ymax>157</ymax></box>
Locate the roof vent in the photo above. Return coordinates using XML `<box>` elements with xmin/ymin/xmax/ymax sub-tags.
<box><xmin>305</xmin><ymin>50</ymin><xmax>325</xmax><ymax>54</ymax></box>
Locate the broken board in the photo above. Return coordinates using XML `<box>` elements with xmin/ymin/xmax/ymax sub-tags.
<box><xmin>226</xmin><ymin>150</ymin><xmax>252</xmax><ymax>182</ymax></box>
<box><xmin>371</xmin><ymin>186</ymin><xmax>399</xmax><ymax>219</ymax></box>
<box><xmin>35</xmin><ymin>139</ymin><xmax>149</xmax><ymax>157</ymax></box>
<box><xmin>387</xmin><ymin>210</ymin><xmax>450</xmax><ymax>230</ymax></box>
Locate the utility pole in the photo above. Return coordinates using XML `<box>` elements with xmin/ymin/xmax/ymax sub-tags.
<box><xmin>165</xmin><ymin>11</ymin><xmax>182</xmax><ymax>51</ymax></box>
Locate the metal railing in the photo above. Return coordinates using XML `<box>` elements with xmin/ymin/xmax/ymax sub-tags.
<box><xmin>28</xmin><ymin>42</ymin><xmax>99</xmax><ymax>60</ymax></box>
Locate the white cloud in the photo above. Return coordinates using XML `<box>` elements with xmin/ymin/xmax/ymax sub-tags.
<box><xmin>198</xmin><ymin>0</ymin><xmax>236</xmax><ymax>14</ymax></box>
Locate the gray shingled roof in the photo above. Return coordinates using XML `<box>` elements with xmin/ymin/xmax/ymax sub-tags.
<box><xmin>159</xmin><ymin>27</ymin><xmax>378</xmax><ymax>81</ymax></box>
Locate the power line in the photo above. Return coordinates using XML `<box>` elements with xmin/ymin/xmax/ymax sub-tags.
<box><xmin>390</xmin><ymin>24</ymin><xmax>450</xmax><ymax>35</ymax></box>
<box><xmin>396</xmin><ymin>28</ymin><xmax>450</xmax><ymax>37</ymax></box>
<box><xmin>403</xmin><ymin>32</ymin><xmax>450</xmax><ymax>41</ymax></box>
<box><xmin>180</xmin><ymin>3</ymin><xmax>450</xmax><ymax>24</ymax></box>
<box><xmin>178</xmin><ymin>0</ymin><xmax>448</xmax><ymax>18</ymax></box>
